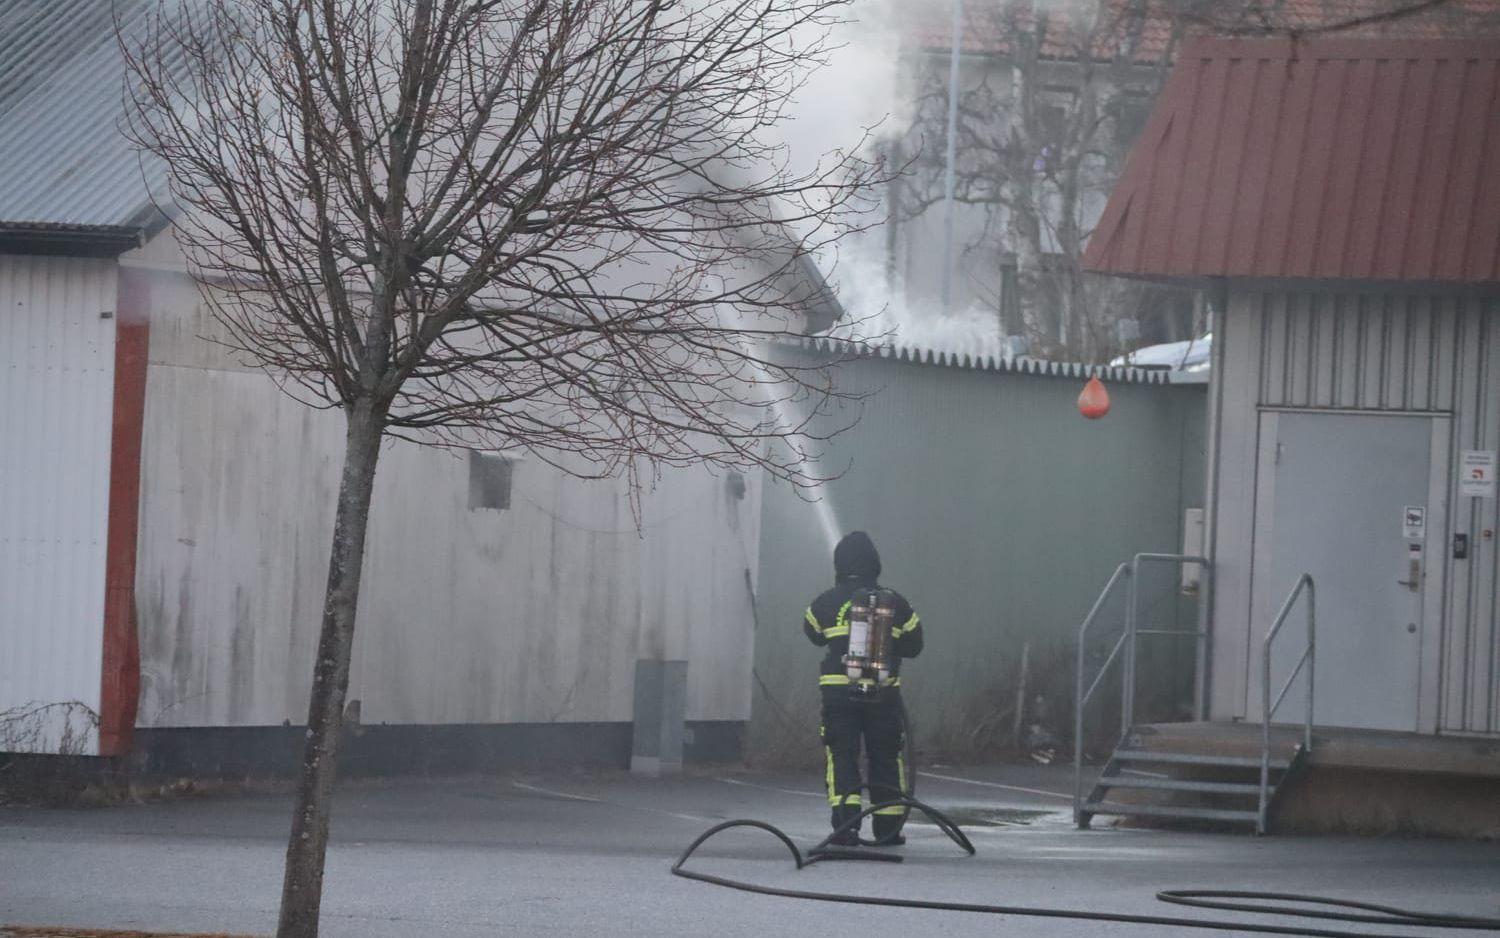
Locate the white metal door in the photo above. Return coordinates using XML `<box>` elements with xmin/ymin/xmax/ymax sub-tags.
<box><xmin>1252</xmin><ymin>412</ymin><xmax>1442</xmax><ymax>732</ymax></box>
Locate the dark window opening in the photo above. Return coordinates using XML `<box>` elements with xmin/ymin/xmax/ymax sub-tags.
<box><xmin>999</xmin><ymin>259</ymin><xmax>1022</xmax><ymax>336</ymax></box>
<box><xmin>468</xmin><ymin>451</ymin><xmax>513</xmax><ymax>511</ymax></box>
<box><xmin>1037</xmin><ymin>86</ymin><xmax>1076</xmax><ymax>148</ymax></box>
<box><xmin>1112</xmin><ymin>91</ymin><xmax>1153</xmax><ymax>147</ymax></box>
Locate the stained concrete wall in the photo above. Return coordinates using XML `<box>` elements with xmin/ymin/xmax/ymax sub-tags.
<box><xmin>125</xmin><ymin>240</ymin><xmax>762</xmax><ymax>735</ymax></box>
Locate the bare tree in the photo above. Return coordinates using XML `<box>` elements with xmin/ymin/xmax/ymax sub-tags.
<box><xmin>898</xmin><ymin>0</ymin><xmax>1198</xmax><ymax>362</ymax></box>
<box><xmin>895</xmin><ymin>0</ymin><xmax>1500</xmax><ymax>363</ymax></box>
<box><xmin>121</xmin><ymin>1</ymin><xmax>882</xmax><ymax>935</ymax></box>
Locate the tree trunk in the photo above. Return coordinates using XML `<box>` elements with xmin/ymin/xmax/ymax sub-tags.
<box><xmin>1058</xmin><ymin>272</ymin><xmax>1079</xmax><ymax>360</ymax></box>
<box><xmin>1006</xmin><ymin>34</ymin><xmax>1050</xmax><ymax>355</ymax></box>
<box><xmin>884</xmin><ymin>137</ymin><xmax>904</xmax><ymax>296</ymax></box>
<box><xmin>276</xmin><ymin>397</ymin><xmax>386</xmax><ymax>938</ymax></box>
<box><xmin>1009</xmin><ymin>198</ymin><xmax>1047</xmax><ymax>350</ymax></box>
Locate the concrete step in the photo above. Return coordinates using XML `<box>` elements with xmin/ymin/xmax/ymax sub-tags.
<box><xmin>1130</xmin><ymin>722</ymin><xmax>1500</xmax><ymax>778</ymax></box>
<box><xmin>1100</xmin><ymin>776</ymin><xmax>1263</xmax><ymax>796</ymax></box>
<box><xmin>1084</xmin><ymin>801</ymin><xmax>1261</xmax><ymax>824</ymax></box>
<box><xmin>1112</xmin><ymin>749</ymin><xmax>1291</xmax><ymax>770</ymax></box>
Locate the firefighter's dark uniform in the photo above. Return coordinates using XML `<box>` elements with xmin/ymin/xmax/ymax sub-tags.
<box><xmin>803</xmin><ymin>531</ymin><xmax>923</xmax><ymax>844</ymax></box>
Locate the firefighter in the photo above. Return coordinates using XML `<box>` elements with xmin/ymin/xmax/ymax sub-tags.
<box><xmin>803</xmin><ymin>531</ymin><xmax>923</xmax><ymax>846</ymax></box>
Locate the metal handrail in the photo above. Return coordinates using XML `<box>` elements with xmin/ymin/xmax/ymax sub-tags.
<box><xmin>1123</xmin><ymin>554</ymin><xmax>1212</xmax><ymax>737</ymax></box>
<box><xmin>1258</xmin><ymin>574</ymin><xmax>1316</xmax><ymax>835</ymax></box>
<box><xmin>1073</xmin><ymin>562</ymin><xmax>1130</xmax><ymax>824</ymax></box>
<box><xmin>1073</xmin><ymin>553</ymin><xmax>1212</xmax><ymax>826</ymax></box>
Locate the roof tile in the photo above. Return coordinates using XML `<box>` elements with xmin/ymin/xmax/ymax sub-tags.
<box><xmin>898</xmin><ymin>0</ymin><xmax>1500</xmax><ymax>64</ymax></box>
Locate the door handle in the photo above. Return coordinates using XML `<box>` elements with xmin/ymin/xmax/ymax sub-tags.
<box><xmin>1398</xmin><ymin>557</ymin><xmax>1421</xmax><ymax>591</ymax></box>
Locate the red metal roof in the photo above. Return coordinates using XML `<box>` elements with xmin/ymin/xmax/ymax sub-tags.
<box><xmin>1083</xmin><ymin>39</ymin><xmax>1500</xmax><ymax>283</ymax></box>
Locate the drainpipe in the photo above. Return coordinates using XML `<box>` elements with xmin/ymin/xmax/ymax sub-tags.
<box><xmin>1195</xmin><ymin>279</ymin><xmax>1229</xmax><ymax>721</ymax></box>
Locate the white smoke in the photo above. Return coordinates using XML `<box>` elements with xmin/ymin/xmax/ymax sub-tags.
<box><xmin>788</xmin><ymin>1</ymin><xmax>909</xmax><ymax>148</ymax></box>
<box><xmin>778</xmin><ymin>0</ymin><xmax>1005</xmax><ymax>361</ymax></box>
<box><xmin>829</xmin><ymin>246</ymin><xmax>1007</xmax><ymax>362</ymax></box>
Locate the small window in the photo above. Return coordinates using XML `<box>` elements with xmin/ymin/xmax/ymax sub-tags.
<box><xmin>1112</xmin><ymin>91</ymin><xmax>1153</xmax><ymax>146</ymax></box>
<box><xmin>468</xmin><ymin>451</ymin><xmax>513</xmax><ymax>510</ymax></box>
<box><xmin>1037</xmin><ymin>85</ymin><xmax>1076</xmax><ymax>147</ymax></box>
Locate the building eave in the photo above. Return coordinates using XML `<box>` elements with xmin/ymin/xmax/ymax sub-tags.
<box><xmin>0</xmin><ymin>222</ymin><xmax>145</xmax><ymax>258</ymax></box>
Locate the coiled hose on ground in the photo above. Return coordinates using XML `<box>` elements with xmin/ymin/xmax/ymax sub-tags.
<box><xmin>671</xmin><ymin>794</ymin><xmax>1500</xmax><ymax>938</ymax></box>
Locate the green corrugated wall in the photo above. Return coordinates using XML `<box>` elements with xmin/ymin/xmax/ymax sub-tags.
<box><xmin>752</xmin><ymin>350</ymin><xmax>1207</xmax><ymax>761</ymax></box>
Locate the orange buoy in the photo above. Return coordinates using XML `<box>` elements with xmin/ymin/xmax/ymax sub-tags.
<box><xmin>1077</xmin><ymin>375</ymin><xmax>1110</xmax><ymax>419</ymax></box>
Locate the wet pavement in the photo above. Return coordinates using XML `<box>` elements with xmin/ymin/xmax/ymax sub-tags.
<box><xmin>2</xmin><ymin>762</ymin><xmax>1497</xmax><ymax>937</ymax></box>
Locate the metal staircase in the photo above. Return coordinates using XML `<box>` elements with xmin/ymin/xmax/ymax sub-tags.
<box><xmin>1073</xmin><ymin>558</ymin><xmax>1316</xmax><ymax>835</ymax></box>
<box><xmin>1078</xmin><ymin>736</ymin><xmax>1308</xmax><ymax>832</ymax></box>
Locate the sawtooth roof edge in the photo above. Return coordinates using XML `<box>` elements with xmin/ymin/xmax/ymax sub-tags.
<box><xmin>781</xmin><ymin>336</ymin><xmax>1175</xmax><ymax>385</ymax></box>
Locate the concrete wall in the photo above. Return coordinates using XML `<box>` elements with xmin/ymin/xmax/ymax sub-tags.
<box><xmin>0</xmin><ymin>255</ymin><xmax>117</xmax><ymax>754</ymax></box>
<box><xmin>1208</xmin><ymin>288</ymin><xmax>1500</xmax><ymax>735</ymax></box>
<box><xmin>124</xmin><ymin>243</ymin><xmax>762</xmax><ymax>738</ymax></box>
<box><xmin>752</xmin><ymin>346</ymin><xmax>1206</xmax><ymax>756</ymax></box>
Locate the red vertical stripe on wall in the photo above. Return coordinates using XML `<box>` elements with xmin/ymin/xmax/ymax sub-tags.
<box><xmin>99</xmin><ymin>266</ymin><xmax>148</xmax><ymax>758</ymax></box>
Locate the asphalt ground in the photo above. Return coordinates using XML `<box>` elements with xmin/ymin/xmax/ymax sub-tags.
<box><xmin>2</xmin><ymin>762</ymin><xmax>1497</xmax><ymax>937</ymax></box>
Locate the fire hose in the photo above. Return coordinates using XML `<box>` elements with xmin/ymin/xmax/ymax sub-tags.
<box><xmin>671</xmin><ymin>792</ymin><xmax>1500</xmax><ymax>938</ymax></box>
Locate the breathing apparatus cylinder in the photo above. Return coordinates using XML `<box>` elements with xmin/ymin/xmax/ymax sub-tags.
<box><xmin>869</xmin><ymin>594</ymin><xmax>895</xmax><ymax>682</ymax></box>
<box><xmin>845</xmin><ymin>594</ymin><xmax>871</xmax><ymax>681</ymax></box>
<box><xmin>843</xmin><ymin>589</ymin><xmax>897</xmax><ymax>691</ymax></box>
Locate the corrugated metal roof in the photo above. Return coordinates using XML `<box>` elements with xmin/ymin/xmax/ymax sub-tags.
<box><xmin>1084</xmin><ymin>38</ymin><xmax>1500</xmax><ymax>284</ymax></box>
<box><xmin>0</xmin><ymin>0</ymin><xmax>169</xmax><ymax>228</ymax></box>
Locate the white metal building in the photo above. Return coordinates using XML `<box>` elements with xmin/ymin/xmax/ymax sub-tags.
<box><xmin>1086</xmin><ymin>38</ymin><xmax>1500</xmax><ymax>739</ymax></box>
<box><xmin>0</xmin><ymin>1</ymin><xmax>835</xmax><ymax>770</ymax></box>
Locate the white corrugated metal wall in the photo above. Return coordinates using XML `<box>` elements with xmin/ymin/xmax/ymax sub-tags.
<box><xmin>1210</xmin><ymin>288</ymin><xmax>1500</xmax><ymax>735</ymax></box>
<box><xmin>131</xmin><ymin>264</ymin><xmax>759</xmax><ymax>730</ymax></box>
<box><xmin>0</xmin><ymin>254</ymin><xmax>117</xmax><ymax>754</ymax></box>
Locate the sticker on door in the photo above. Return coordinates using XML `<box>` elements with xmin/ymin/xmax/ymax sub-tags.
<box><xmin>1460</xmin><ymin>450</ymin><xmax>1495</xmax><ymax>499</ymax></box>
<box><xmin>1403</xmin><ymin>505</ymin><xmax>1426</xmax><ymax>540</ymax></box>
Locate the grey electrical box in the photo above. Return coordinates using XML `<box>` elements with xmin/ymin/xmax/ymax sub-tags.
<box><xmin>1181</xmin><ymin>508</ymin><xmax>1205</xmax><ymax>594</ymax></box>
<box><xmin>631</xmin><ymin>659</ymin><xmax>687</xmax><ymax>777</ymax></box>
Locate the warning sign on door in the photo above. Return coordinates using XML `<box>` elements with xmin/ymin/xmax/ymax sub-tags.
<box><xmin>1403</xmin><ymin>505</ymin><xmax>1426</xmax><ymax>540</ymax></box>
<box><xmin>1460</xmin><ymin>450</ymin><xmax>1496</xmax><ymax>499</ymax></box>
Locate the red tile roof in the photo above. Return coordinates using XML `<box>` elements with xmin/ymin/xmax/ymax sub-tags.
<box><xmin>1082</xmin><ymin>39</ymin><xmax>1500</xmax><ymax>284</ymax></box>
<box><xmin>897</xmin><ymin>0</ymin><xmax>1176</xmax><ymax>62</ymax></box>
<box><xmin>897</xmin><ymin>0</ymin><xmax>1500</xmax><ymax>64</ymax></box>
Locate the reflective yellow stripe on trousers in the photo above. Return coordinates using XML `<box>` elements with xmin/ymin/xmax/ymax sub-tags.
<box><xmin>824</xmin><ymin>744</ymin><xmax>862</xmax><ymax>807</ymax></box>
<box><xmin>873</xmin><ymin>752</ymin><xmax>908</xmax><ymax>815</ymax></box>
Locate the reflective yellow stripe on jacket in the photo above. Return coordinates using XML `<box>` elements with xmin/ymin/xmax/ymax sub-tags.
<box><xmin>891</xmin><ymin>613</ymin><xmax>920</xmax><ymax>638</ymax></box>
<box><xmin>819</xmin><ymin>674</ymin><xmax>900</xmax><ymax>688</ymax></box>
<box><xmin>823</xmin><ymin>600</ymin><xmax>852</xmax><ymax>638</ymax></box>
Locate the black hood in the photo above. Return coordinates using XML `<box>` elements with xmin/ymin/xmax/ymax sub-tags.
<box><xmin>833</xmin><ymin>531</ymin><xmax>881</xmax><ymax>582</ymax></box>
